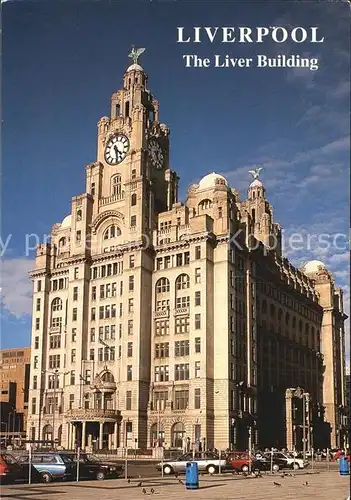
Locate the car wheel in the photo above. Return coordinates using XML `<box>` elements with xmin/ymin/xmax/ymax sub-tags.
<box><xmin>241</xmin><ymin>465</ymin><xmax>249</xmax><ymax>473</ymax></box>
<box><xmin>272</xmin><ymin>464</ymin><xmax>280</xmax><ymax>472</ymax></box>
<box><xmin>163</xmin><ymin>465</ymin><xmax>173</xmax><ymax>475</ymax></box>
<box><xmin>96</xmin><ymin>471</ymin><xmax>105</xmax><ymax>481</ymax></box>
<box><xmin>40</xmin><ymin>472</ymin><xmax>52</xmax><ymax>483</ymax></box>
<box><xmin>292</xmin><ymin>463</ymin><xmax>300</xmax><ymax>470</ymax></box>
<box><xmin>207</xmin><ymin>464</ymin><xmax>217</xmax><ymax>475</ymax></box>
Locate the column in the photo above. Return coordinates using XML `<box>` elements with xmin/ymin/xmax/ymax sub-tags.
<box><xmin>114</xmin><ymin>422</ymin><xmax>118</xmax><ymax>449</ymax></box>
<box><xmin>285</xmin><ymin>389</ymin><xmax>294</xmax><ymax>451</ymax></box>
<box><xmin>99</xmin><ymin>422</ymin><xmax>104</xmax><ymax>450</ymax></box>
<box><xmin>82</xmin><ymin>421</ymin><xmax>86</xmax><ymax>449</ymax></box>
<box><xmin>71</xmin><ymin>423</ymin><xmax>76</xmax><ymax>450</ymax></box>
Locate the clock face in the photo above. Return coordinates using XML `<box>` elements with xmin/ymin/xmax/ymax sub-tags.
<box><xmin>104</xmin><ymin>133</ymin><xmax>130</xmax><ymax>165</ymax></box>
<box><xmin>148</xmin><ymin>138</ymin><xmax>164</xmax><ymax>170</ymax></box>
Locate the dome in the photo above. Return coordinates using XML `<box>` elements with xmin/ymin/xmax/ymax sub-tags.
<box><xmin>302</xmin><ymin>260</ymin><xmax>326</xmax><ymax>274</ymax></box>
<box><xmin>249</xmin><ymin>179</ymin><xmax>263</xmax><ymax>188</ymax></box>
<box><xmin>61</xmin><ymin>215</ymin><xmax>72</xmax><ymax>228</ymax></box>
<box><xmin>126</xmin><ymin>63</ymin><xmax>144</xmax><ymax>72</ymax></box>
<box><xmin>198</xmin><ymin>172</ymin><xmax>229</xmax><ymax>190</ymax></box>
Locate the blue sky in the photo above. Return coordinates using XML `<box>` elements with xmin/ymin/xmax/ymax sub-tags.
<box><xmin>1</xmin><ymin>1</ymin><xmax>350</xmax><ymax>367</ymax></box>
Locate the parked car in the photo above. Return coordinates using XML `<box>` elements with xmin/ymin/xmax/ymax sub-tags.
<box><xmin>264</xmin><ymin>451</ymin><xmax>306</xmax><ymax>470</ymax></box>
<box><xmin>17</xmin><ymin>452</ymin><xmax>76</xmax><ymax>483</ymax></box>
<box><xmin>0</xmin><ymin>453</ymin><xmax>25</xmax><ymax>484</ymax></box>
<box><xmin>156</xmin><ymin>451</ymin><xmax>227</xmax><ymax>475</ymax></box>
<box><xmin>227</xmin><ymin>451</ymin><xmax>276</xmax><ymax>473</ymax></box>
<box><xmin>68</xmin><ymin>453</ymin><xmax>124</xmax><ymax>480</ymax></box>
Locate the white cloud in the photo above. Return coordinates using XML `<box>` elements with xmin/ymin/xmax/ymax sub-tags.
<box><xmin>0</xmin><ymin>258</ymin><xmax>34</xmax><ymax>318</ymax></box>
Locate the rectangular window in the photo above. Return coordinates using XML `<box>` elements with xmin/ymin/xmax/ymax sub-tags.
<box><xmin>73</xmin><ymin>287</ymin><xmax>78</xmax><ymax>301</ymax></box>
<box><xmin>71</xmin><ymin>349</ymin><xmax>76</xmax><ymax>363</ymax></box>
<box><xmin>195</xmin><ymin>314</ymin><xmax>201</xmax><ymax>329</ymax></box>
<box><xmin>33</xmin><ymin>356</ymin><xmax>38</xmax><ymax>369</ymax></box>
<box><xmin>76</xmin><ymin>230</ymin><xmax>81</xmax><ymax>242</ymax></box>
<box><xmin>72</xmin><ymin>308</ymin><xmax>77</xmax><ymax>321</ymax></box>
<box><xmin>130</xmin><ymin>215</ymin><xmax>136</xmax><ymax>227</ymax></box>
<box><xmin>99</xmin><ymin>306</ymin><xmax>104</xmax><ymax>320</ymax></box>
<box><xmin>129</xmin><ymin>275</ymin><xmax>134</xmax><ymax>291</ymax></box>
<box><xmin>129</xmin><ymin>255</ymin><xmax>135</xmax><ymax>268</ymax></box>
<box><xmin>175</xmin><ymin>390</ymin><xmax>189</xmax><ymax>410</ymax></box>
<box><xmin>100</xmin><ymin>284</ymin><xmax>105</xmax><ymax>299</ymax></box>
<box><xmin>49</xmin><ymin>334</ymin><xmax>61</xmax><ymax>349</ymax></box>
<box><xmin>71</xmin><ymin>329</ymin><xmax>77</xmax><ymax>342</ymax></box>
<box><xmin>195</xmin><ymin>268</ymin><xmax>201</xmax><ymax>283</ymax></box>
<box><xmin>34</xmin><ymin>336</ymin><xmax>39</xmax><ymax>349</ymax></box>
<box><xmin>154</xmin><ymin>365</ymin><xmax>169</xmax><ymax>382</ymax></box>
<box><xmin>69</xmin><ymin>394</ymin><xmax>74</xmax><ymax>410</ymax></box>
<box><xmin>195</xmin><ymin>337</ymin><xmax>201</xmax><ymax>353</ymax></box>
<box><xmin>155</xmin><ymin>319</ymin><xmax>170</xmax><ymax>336</ymax></box>
<box><xmin>91</xmin><ymin>286</ymin><xmax>96</xmax><ymax>300</ymax></box>
<box><xmin>89</xmin><ymin>349</ymin><xmax>95</xmax><ymax>361</ymax></box>
<box><xmin>128</xmin><ymin>298</ymin><xmax>134</xmax><ymax>313</ymax></box>
<box><xmin>127</xmin><ymin>342</ymin><xmax>133</xmax><ymax>357</ymax></box>
<box><xmin>37</xmin><ymin>280</ymin><xmax>42</xmax><ymax>292</ymax></box>
<box><xmin>31</xmin><ymin>398</ymin><xmax>36</xmax><ymax>415</ymax></box>
<box><xmin>175</xmin><ymin>316</ymin><xmax>189</xmax><ymax>334</ymax></box>
<box><xmin>128</xmin><ymin>320</ymin><xmax>133</xmax><ymax>335</ymax></box>
<box><xmin>36</xmin><ymin>298</ymin><xmax>41</xmax><ymax>312</ymax></box>
<box><xmin>175</xmin><ymin>363</ymin><xmax>189</xmax><ymax>381</ymax></box>
<box><xmin>74</xmin><ymin>267</ymin><xmax>79</xmax><ymax>279</ymax></box>
<box><xmin>48</xmin><ymin>355</ymin><xmax>60</xmax><ymax>369</ymax></box>
<box><xmin>70</xmin><ymin>370</ymin><xmax>75</xmax><ymax>385</ymax></box>
<box><xmin>33</xmin><ymin>375</ymin><xmax>37</xmax><ymax>390</ymax></box>
<box><xmin>195</xmin><ymin>246</ymin><xmax>201</xmax><ymax>260</ymax></box>
<box><xmin>175</xmin><ymin>340</ymin><xmax>190</xmax><ymax>357</ymax></box>
<box><xmin>90</xmin><ymin>327</ymin><xmax>95</xmax><ymax>342</ymax></box>
<box><xmin>127</xmin><ymin>365</ymin><xmax>133</xmax><ymax>381</ymax></box>
<box><xmin>194</xmin><ymin>388</ymin><xmax>201</xmax><ymax>409</ymax></box>
<box><xmin>155</xmin><ymin>342</ymin><xmax>169</xmax><ymax>358</ymax></box>
<box><xmin>195</xmin><ymin>361</ymin><xmax>200</xmax><ymax>378</ymax></box>
<box><xmin>195</xmin><ymin>291</ymin><xmax>201</xmax><ymax>306</ymax></box>
<box><xmin>126</xmin><ymin>390</ymin><xmax>132</xmax><ymax>410</ymax></box>
<box><xmin>154</xmin><ymin>391</ymin><xmax>168</xmax><ymax>411</ymax></box>
<box><xmin>91</xmin><ymin>308</ymin><xmax>96</xmax><ymax>321</ymax></box>
<box><xmin>35</xmin><ymin>318</ymin><xmax>40</xmax><ymax>331</ymax></box>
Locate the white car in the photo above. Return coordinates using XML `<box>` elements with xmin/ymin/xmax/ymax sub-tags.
<box><xmin>274</xmin><ymin>452</ymin><xmax>306</xmax><ymax>470</ymax></box>
<box><xmin>156</xmin><ymin>451</ymin><xmax>227</xmax><ymax>475</ymax></box>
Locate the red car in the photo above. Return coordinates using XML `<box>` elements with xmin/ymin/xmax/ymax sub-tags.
<box><xmin>0</xmin><ymin>453</ymin><xmax>24</xmax><ymax>484</ymax></box>
<box><xmin>227</xmin><ymin>451</ymin><xmax>253</xmax><ymax>473</ymax></box>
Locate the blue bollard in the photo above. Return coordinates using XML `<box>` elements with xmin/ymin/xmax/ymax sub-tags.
<box><xmin>185</xmin><ymin>461</ymin><xmax>199</xmax><ymax>489</ymax></box>
<box><xmin>339</xmin><ymin>456</ymin><xmax>350</xmax><ymax>476</ymax></box>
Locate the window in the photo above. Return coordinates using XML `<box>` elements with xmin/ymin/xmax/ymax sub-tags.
<box><xmin>70</xmin><ymin>371</ymin><xmax>75</xmax><ymax>385</ymax></box>
<box><xmin>126</xmin><ymin>390</ymin><xmax>132</xmax><ymax>410</ymax></box>
<box><xmin>128</xmin><ymin>298</ymin><xmax>134</xmax><ymax>313</ymax></box>
<box><xmin>31</xmin><ymin>398</ymin><xmax>36</xmax><ymax>415</ymax></box>
<box><xmin>90</xmin><ymin>349</ymin><xmax>95</xmax><ymax>361</ymax></box>
<box><xmin>194</xmin><ymin>388</ymin><xmax>201</xmax><ymax>409</ymax></box>
<box><xmin>127</xmin><ymin>342</ymin><xmax>133</xmax><ymax>357</ymax></box>
<box><xmin>175</xmin><ymin>363</ymin><xmax>189</xmax><ymax>381</ymax></box>
<box><xmin>195</xmin><ymin>291</ymin><xmax>201</xmax><ymax>306</ymax></box>
<box><xmin>195</xmin><ymin>314</ymin><xmax>201</xmax><ymax>329</ymax></box>
<box><xmin>72</xmin><ymin>308</ymin><xmax>77</xmax><ymax>321</ymax></box>
<box><xmin>130</xmin><ymin>215</ymin><xmax>136</xmax><ymax>227</ymax></box>
<box><xmin>49</xmin><ymin>335</ymin><xmax>61</xmax><ymax>349</ymax></box>
<box><xmin>195</xmin><ymin>361</ymin><xmax>200</xmax><ymax>378</ymax></box>
<box><xmin>155</xmin><ymin>319</ymin><xmax>170</xmax><ymax>336</ymax></box>
<box><xmin>71</xmin><ymin>328</ymin><xmax>77</xmax><ymax>342</ymax></box>
<box><xmin>175</xmin><ymin>340</ymin><xmax>190</xmax><ymax>357</ymax></box>
<box><xmin>33</xmin><ymin>375</ymin><xmax>38</xmax><ymax>390</ymax></box>
<box><xmin>154</xmin><ymin>365</ymin><xmax>169</xmax><ymax>382</ymax></box>
<box><xmin>34</xmin><ymin>336</ymin><xmax>39</xmax><ymax>349</ymax></box>
<box><xmin>131</xmin><ymin>193</ymin><xmax>137</xmax><ymax>206</ymax></box>
<box><xmin>127</xmin><ymin>365</ymin><xmax>133</xmax><ymax>381</ymax></box>
<box><xmin>131</xmin><ymin>169</ymin><xmax>136</xmax><ymax>179</ymax></box>
<box><xmin>51</xmin><ymin>316</ymin><xmax>62</xmax><ymax>329</ymax></box>
<box><xmin>129</xmin><ymin>275</ymin><xmax>134</xmax><ymax>291</ymax></box>
<box><xmin>48</xmin><ymin>374</ymin><xmax>59</xmax><ymax>389</ymax></box>
<box><xmin>156</xmin><ymin>278</ymin><xmax>170</xmax><ymax>294</ymax></box>
<box><xmin>195</xmin><ymin>268</ymin><xmax>201</xmax><ymax>283</ymax></box>
<box><xmin>36</xmin><ymin>298</ymin><xmax>41</xmax><ymax>312</ymax></box>
<box><xmin>71</xmin><ymin>349</ymin><xmax>76</xmax><ymax>363</ymax></box>
<box><xmin>74</xmin><ymin>267</ymin><xmax>79</xmax><ymax>279</ymax></box>
<box><xmin>128</xmin><ymin>320</ymin><xmax>133</xmax><ymax>335</ymax></box>
<box><xmin>176</xmin><ymin>296</ymin><xmax>190</xmax><ymax>308</ymax></box>
<box><xmin>195</xmin><ymin>337</ymin><xmax>201</xmax><ymax>353</ymax></box>
<box><xmin>69</xmin><ymin>394</ymin><xmax>74</xmax><ymax>410</ymax></box>
<box><xmin>155</xmin><ymin>342</ymin><xmax>169</xmax><ymax>358</ymax></box>
<box><xmin>129</xmin><ymin>255</ymin><xmax>135</xmax><ymax>268</ymax></box>
<box><xmin>195</xmin><ymin>246</ymin><xmax>201</xmax><ymax>259</ymax></box>
<box><xmin>104</xmin><ymin>224</ymin><xmax>121</xmax><ymax>239</ymax></box>
<box><xmin>112</xmin><ymin>174</ymin><xmax>122</xmax><ymax>195</ymax></box>
<box><xmin>90</xmin><ymin>328</ymin><xmax>95</xmax><ymax>342</ymax></box>
<box><xmin>35</xmin><ymin>318</ymin><xmax>40</xmax><ymax>330</ymax></box>
<box><xmin>76</xmin><ymin>231</ymin><xmax>81</xmax><ymax>243</ymax></box>
<box><xmin>176</xmin><ymin>274</ymin><xmax>190</xmax><ymax>290</ymax></box>
<box><xmin>33</xmin><ymin>356</ymin><xmax>38</xmax><ymax>369</ymax></box>
<box><xmin>37</xmin><ymin>281</ymin><xmax>42</xmax><ymax>292</ymax></box>
<box><xmin>91</xmin><ymin>183</ymin><xmax>95</xmax><ymax>196</ymax></box>
<box><xmin>48</xmin><ymin>355</ymin><xmax>60</xmax><ymax>369</ymax></box>
<box><xmin>175</xmin><ymin>390</ymin><xmax>189</xmax><ymax>410</ymax></box>
<box><xmin>154</xmin><ymin>391</ymin><xmax>168</xmax><ymax>410</ymax></box>
<box><xmin>73</xmin><ymin>287</ymin><xmax>78</xmax><ymax>301</ymax></box>
<box><xmin>175</xmin><ymin>316</ymin><xmax>189</xmax><ymax>334</ymax></box>
<box><xmin>77</xmin><ymin>209</ymin><xmax>82</xmax><ymax>221</ymax></box>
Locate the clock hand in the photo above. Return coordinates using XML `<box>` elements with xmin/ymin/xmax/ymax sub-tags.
<box><xmin>113</xmin><ymin>145</ymin><xmax>119</xmax><ymax>156</ymax></box>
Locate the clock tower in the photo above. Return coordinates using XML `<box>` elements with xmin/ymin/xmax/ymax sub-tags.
<box><xmin>86</xmin><ymin>47</ymin><xmax>178</xmax><ymax>240</ymax></box>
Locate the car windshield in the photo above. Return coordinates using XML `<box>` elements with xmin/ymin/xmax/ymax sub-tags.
<box><xmin>60</xmin><ymin>454</ymin><xmax>74</xmax><ymax>464</ymax></box>
<box><xmin>2</xmin><ymin>454</ymin><xmax>18</xmax><ymax>465</ymax></box>
<box><xmin>85</xmin><ymin>455</ymin><xmax>100</xmax><ymax>463</ymax></box>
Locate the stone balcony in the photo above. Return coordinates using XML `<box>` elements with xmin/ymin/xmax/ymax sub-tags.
<box><xmin>153</xmin><ymin>309</ymin><xmax>170</xmax><ymax>319</ymax></box>
<box><xmin>98</xmin><ymin>192</ymin><xmax>124</xmax><ymax>207</ymax></box>
<box><xmin>173</xmin><ymin>307</ymin><xmax>190</xmax><ymax>316</ymax></box>
<box><xmin>49</xmin><ymin>326</ymin><xmax>62</xmax><ymax>334</ymax></box>
<box><xmin>65</xmin><ymin>408</ymin><xmax>121</xmax><ymax>422</ymax></box>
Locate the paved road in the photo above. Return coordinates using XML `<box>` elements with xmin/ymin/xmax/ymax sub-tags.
<box><xmin>1</xmin><ymin>471</ymin><xmax>349</xmax><ymax>500</ymax></box>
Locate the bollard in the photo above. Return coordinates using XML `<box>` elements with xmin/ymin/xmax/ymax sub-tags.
<box><xmin>339</xmin><ymin>456</ymin><xmax>350</xmax><ymax>476</ymax></box>
<box><xmin>219</xmin><ymin>448</ymin><xmax>222</xmax><ymax>474</ymax></box>
<box><xmin>124</xmin><ymin>448</ymin><xmax>128</xmax><ymax>480</ymax></box>
<box><xmin>161</xmin><ymin>450</ymin><xmax>164</xmax><ymax>479</ymax></box>
<box><xmin>76</xmin><ymin>447</ymin><xmax>80</xmax><ymax>482</ymax></box>
<box><xmin>28</xmin><ymin>445</ymin><xmax>32</xmax><ymax>485</ymax></box>
<box><xmin>326</xmin><ymin>449</ymin><xmax>330</xmax><ymax>470</ymax></box>
<box><xmin>270</xmin><ymin>448</ymin><xmax>274</xmax><ymax>474</ymax></box>
<box><xmin>185</xmin><ymin>461</ymin><xmax>199</xmax><ymax>490</ymax></box>
<box><xmin>311</xmin><ymin>447</ymin><xmax>314</xmax><ymax>471</ymax></box>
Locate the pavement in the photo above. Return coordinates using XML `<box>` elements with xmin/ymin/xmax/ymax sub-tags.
<box><xmin>1</xmin><ymin>471</ymin><xmax>350</xmax><ymax>500</ymax></box>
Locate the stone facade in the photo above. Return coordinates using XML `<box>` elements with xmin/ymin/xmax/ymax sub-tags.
<box><xmin>26</xmin><ymin>56</ymin><xmax>347</xmax><ymax>452</ymax></box>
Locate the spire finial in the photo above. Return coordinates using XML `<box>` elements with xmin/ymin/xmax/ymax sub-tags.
<box><xmin>128</xmin><ymin>46</ymin><xmax>146</xmax><ymax>65</ymax></box>
<box><xmin>248</xmin><ymin>166</ymin><xmax>263</xmax><ymax>180</ymax></box>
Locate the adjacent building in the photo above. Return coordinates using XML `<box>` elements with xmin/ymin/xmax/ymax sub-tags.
<box><xmin>0</xmin><ymin>347</ymin><xmax>31</xmax><ymax>437</ymax></box>
<box><xmin>26</xmin><ymin>52</ymin><xmax>348</xmax><ymax>452</ymax></box>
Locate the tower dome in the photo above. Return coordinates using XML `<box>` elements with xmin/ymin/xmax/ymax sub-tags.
<box><xmin>198</xmin><ymin>172</ymin><xmax>229</xmax><ymax>190</ymax></box>
<box><xmin>126</xmin><ymin>63</ymin><xmax>144</xmax><ymax>72</ymax></box>
<box><xmin>249</xmin><ymin>178</ymin><xmax>263</xmax><ymax>188</ymax></box>
<box><xmin>302</xmin><ymin>260</ymin><xmax>326</xmax><ymax>274</ymax></box>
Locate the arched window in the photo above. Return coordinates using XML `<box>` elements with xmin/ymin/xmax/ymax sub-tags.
<box><xmin>150</xmin><ymin>423</ymin><xmax>164</xmax><ymax>447</ymax></box>
<box><xmin>51</xmin><ymin>298</ymin><xmax>62</xmax><ymax>311</ymax></box>
<box><xmin>175</xmin><ymin>274</ymin><xmax>190</xmax><ymax>290</ymax></box>
<box><xmin>103</xmin><ymin>225</ymin><xmax>121</xmax><ymax>240</ymax></box>
<box><xmin>131</xmin><ymin>169</ymin><xmax>136</xmax><ymax>179</ymax></box>
<box><xmin>58</xmin><ymin>237</ymin><xmax>66</xmax><ymax>248</ymax></box>
<box><xmin>198</xmin><ymin>199</ymin><xmax>212</xmax><ymax>211</ymax></box>
<box><xmin>42</xmin><ymin>425</ymin><xmax>53</xmax><ymax>442</ymax></box>
<box><xmin>112</xmin><ymin>175</ymin><xmax>122</xmax><ymax>196</ymax></box>
<box><xmin>156</xmin><ymin>278</ymin><xmax>170</xmax><ymax>294</ymax></box>
<box><xmin>101</xmin><ymin>371</ymin><xmax>115</xmax><ymax>383</ymax></box>
<box><xmin>171</xmin><ymin>422</ymin><xmax>185</xmax><ymax>448</ymax></box>
<box><xmin>131</xmin><ymin>193</ymin><xmax>137</xmax><ymax>206</ymax></box>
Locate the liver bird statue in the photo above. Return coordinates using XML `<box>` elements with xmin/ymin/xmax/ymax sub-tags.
<box><xmin>128</xmin><ymin>46</ymin><xmax>146</xmax><ymax>65</ymax></box>
<box><xmin>248</xmin><ymin>166</ymin><xmax>263</xmax><ymax>180</ymax></box>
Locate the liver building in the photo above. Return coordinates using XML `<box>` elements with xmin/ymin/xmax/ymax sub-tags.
<box><xmin>27</xmin><ymin>49</ymin><xmax>348</xmax><ymax>453</ymax></box>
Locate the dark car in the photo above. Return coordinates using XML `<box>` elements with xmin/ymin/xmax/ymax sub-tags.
<box><xmin>17</xmin><ymin>452</ymin><xmax>76</xmax><ymax>483</ymax></box>
<box><xmin>69</xmin><ymin>453</ymin><xmax>124</xmax><ymax>480</ymax></box>
<box><xmin>0</xmin><ymin>453</ymin><xmax>25</xmax><ymax>484</ymax></box>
